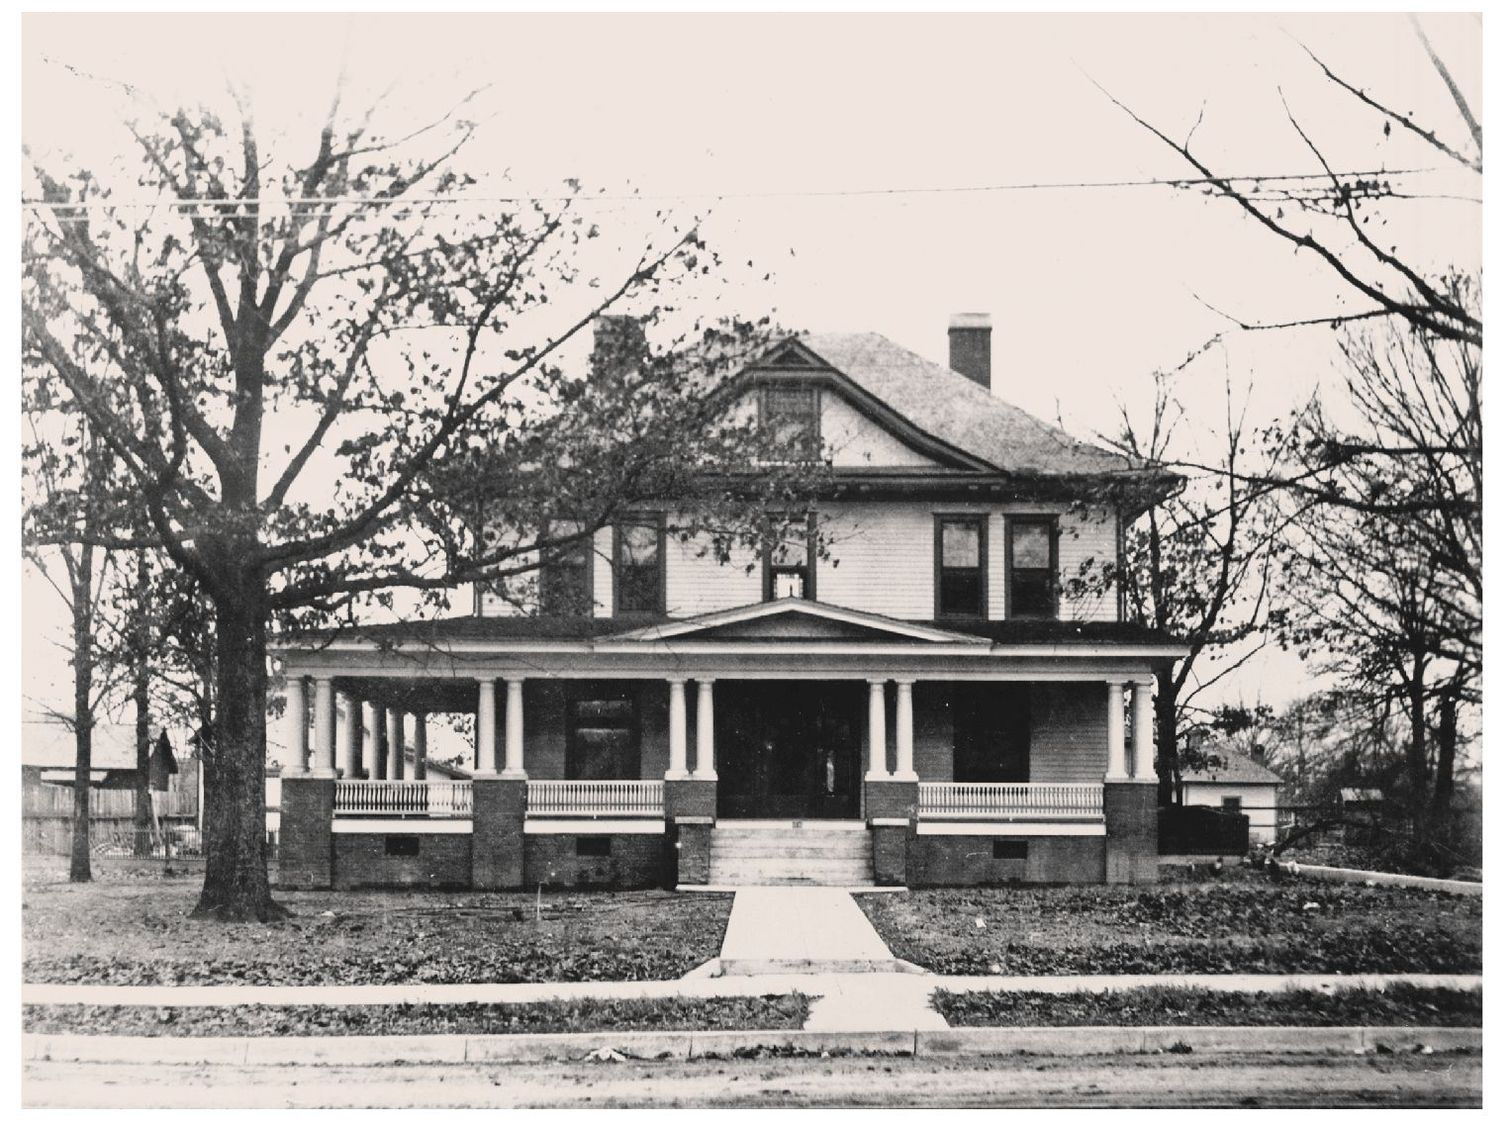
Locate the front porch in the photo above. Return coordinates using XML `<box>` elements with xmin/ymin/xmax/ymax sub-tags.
<box><xmin>273</xmin><ymin>600</ymin><xmax>1176</xmax><ymax>890</ymax></box>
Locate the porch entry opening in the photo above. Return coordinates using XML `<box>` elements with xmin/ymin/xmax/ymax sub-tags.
<box><xmin>715</xmin><ymin>681</ymin><xmax>863</xmax><ymax>819</ymax></box>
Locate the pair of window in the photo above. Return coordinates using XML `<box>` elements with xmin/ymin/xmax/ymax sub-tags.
<box><xmin>539</xmin><ymin>518</ymin><xmax>664</xmax><ymax>617</ymax></box>
<box><xmin>935</xmin><ymin>514</ymin><xmax>1057</xmax><ymax>619</ymax></box>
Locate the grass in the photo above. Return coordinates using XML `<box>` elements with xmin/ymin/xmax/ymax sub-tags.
<box><xmin>22</xmin><ymin>867</ymin><xmax>733</xmax><ymax>986</ymax></box>
<box><xmin>934</xmin><ymin>984</ymin><xmax>1481</xmax><ymax>1028</ymax></box>
<box><xmin>856</xmin><ymin>869</ymin><xmax>1481</xmax><ymax>976</ymax></box>
<box><xmin>23</xmin><ymin>994</ymin><xmax>811</xmax><ymax>1038</ymax></box>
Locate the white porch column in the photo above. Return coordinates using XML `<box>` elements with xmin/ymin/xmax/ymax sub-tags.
<box><xmin>475</xmin><ymin>678</ymin><xmax>497</xmax><ymax>774</ymax></box>
<box><xmin>893</xmin><ymin>679</ymin><xmax>917</xmax><ymax>781</ymax></box>
<box><xmin>504</xmin><ymin>679</ymin><xmax>526</xmax><ymax>777</ymax></box>
<box><xmin>1106</xmin><ymin>681</ymin><xmax>1128</xmax><ymax>780</ymax></box>
<box><xmin>372</xmin><ymin>705</ymin><xmax>389</xmax><ymax>780</ymax></box>
<box><xmin>412</xmin><ymin>713</ymin><xmax>428</xmax><ymax>780</ymax></box>
<box><xmin>339</xmin><ymin>693</ymin><xmax>361</xmax><ymax>779</ymax></box>
<box><xmin>666</xmin><ymin>679</ymin><xmax>689</xmax><ymax>779</ymax></box>
<box><xmin>694</xmin><ymin>679</ymin><xmax>717</xmax><ymax>779</ymax></box>
<box><xmin>866</xmin><ymin>679</ymin><xmax>888</xmax><ymax>780</ymax></box>
<box><xmin>285</xmin><ymin>675</ymin><xmax>309</xmax><ymax>775</ymax></box>
<box><xmin>387</xmin><ymin>709</ymin><xmax>406</xmax><ymax>780</ymax></box>
<box><xmin>361</xmin><ymin>701</ymin><xmax>379</xmax><ymax>780</ymax></box>
<box><xmin>1131</xmin><ymin>679</ymin><xmax>1156</xmax><ymax>781</ymax></box>
<box><xmin>311</xmin><ymin>678</ymin><xmax>336</xmax><ymax>777</ymax></box>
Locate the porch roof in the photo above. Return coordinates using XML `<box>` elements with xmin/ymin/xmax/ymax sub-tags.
<box><xmin>277</xmin><ymin>606</ymin><xmax>1181</xmax><ymax>651</ymax></box>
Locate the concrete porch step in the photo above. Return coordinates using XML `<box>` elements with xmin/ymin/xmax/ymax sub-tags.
<box><xmin>710</xmin><ymin>842</ymin><xmax>873</xmax><ymax>859</ymax></box>
<box><xmin>717</xmin><ymin>957</ymin><xmax>916</xmax><ymax>976</ymax></box>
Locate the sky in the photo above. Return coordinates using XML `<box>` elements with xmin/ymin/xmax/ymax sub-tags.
<box><xmin>18</xmin><ymin>11</ymin><xmax>1482</xmax><ymax>720</ymax></box>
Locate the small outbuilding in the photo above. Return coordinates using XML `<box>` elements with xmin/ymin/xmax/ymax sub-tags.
<box><xmin>1179</xmin><ymin>755</ymin><xmax>1284</xmax><ymax>844</ymax></box>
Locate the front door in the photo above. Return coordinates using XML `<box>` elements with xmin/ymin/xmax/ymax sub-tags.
<box><xmin>715</xmin><ymin>681</ymin><xmax>863</xmax><ymax>819</ymax></box>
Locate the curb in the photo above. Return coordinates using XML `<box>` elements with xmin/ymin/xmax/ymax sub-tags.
<box><xmin>1284</xmin><ymin>862</ymin><xmax>1482</xmax><ymax>896</ymax></box>
<box><xmin>23</xmin><ymin>1025</ymin><xmax>1482</xmax><ymax>1066</ymax></box>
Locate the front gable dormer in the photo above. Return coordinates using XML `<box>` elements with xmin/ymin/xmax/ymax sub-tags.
<box><xmin>747</xmin><ymin>338</ymin><xmax>994</xmax><ymax>473</ymax></box>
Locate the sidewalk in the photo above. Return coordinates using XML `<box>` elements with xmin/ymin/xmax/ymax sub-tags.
<box><xmin>21</xmin><ymin>972</ymin><xmax>1482</xmax><ymax>1011</ymax></box>
<box><xmin>717</xmin><ymin>887</ymin><xmax>907</xmax><ymax>975</ymax></box>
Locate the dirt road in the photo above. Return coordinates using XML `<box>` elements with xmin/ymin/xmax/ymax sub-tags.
<box><xmin>24</xmin><ymin>1051</ymin><xmax>1481</xmax><ymax>1108</ymax></box>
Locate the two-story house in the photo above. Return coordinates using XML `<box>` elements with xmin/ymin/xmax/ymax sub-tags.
<box><xmin>274</xmin><ymin>315</ymin><xmax>1185</xmax><ymax>891</ymax></box>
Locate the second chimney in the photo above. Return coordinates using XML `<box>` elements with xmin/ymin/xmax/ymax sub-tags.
<box><xmin>948</xmin><ymin>313</ymin><xmax>992</xmax><ymax>390</ymax></box>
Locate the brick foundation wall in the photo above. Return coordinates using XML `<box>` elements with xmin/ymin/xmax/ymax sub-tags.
<box><xmin>675</xmin><ymin>821</ymin><xmax>712</xmax><ymax>885</ymax></box>
<box><xmin>332</xmin><ymin>833</ymin><xmax>472</xmax><ymax>890</ymax></box>
<box><xmin>871</xmin><ymin>824</ymin><xmax>909</xmax><ymax>885</ymax></box>
<box><xmin>1104</xmin><ymin>781</ymin><xmax>1159</xmax><ymax>884</ymax></box>
<box><xmin>277</xmin><ymin>776</ymin><xmax>334</xmax><ymax>890</ymax></box>
<box><xmin>907</xmin><ymin>834</ymin><xmax>1105</xmax><ymax>885</ymax></box>
<box><xmin>524</xmin><ymin>832</ymin><xmax>668</xmax><ymax>890</ymax></box>
<box><xmin>472</xmin><ymin>777</ymin><xmax>527</xmax><ymax>889</ymax></box>
<box><xmin>864</xmin><ymin>778</ymin><xmax>918</xmax><ymax>821</ymax></box>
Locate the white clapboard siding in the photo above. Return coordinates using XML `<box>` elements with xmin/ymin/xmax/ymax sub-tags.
<box><xmin>1055</xmin><ymin>506</ymin><xmax>1118</xmax><ymax>623</ymax></box>
<box><xmin>819</xmin><ymin>390</ymin><xmax>940</xmax><ymax>468</ymax></box>
<box><xmin>664</xmin><ymin>533</ymin><xmax>762</xmax><ymax>617</ymax></box>
<box><xmin>478</xmin><ymin>501</ymin><xmax>1121</xmax><ymax>624</ymax></box>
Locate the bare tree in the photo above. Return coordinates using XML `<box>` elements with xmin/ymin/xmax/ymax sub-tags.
<box><xmin>23</xmin><ymin>78</ymin><xmax>817</xmax><ymax>919</ymax></box>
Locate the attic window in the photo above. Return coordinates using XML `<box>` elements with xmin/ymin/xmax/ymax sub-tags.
<box><xmin>759</xmin><ymin>385</ymin><xmax>820</xmax><ymax>457</ymax></box>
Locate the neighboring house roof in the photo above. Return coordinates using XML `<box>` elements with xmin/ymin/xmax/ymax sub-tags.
<box><xmin>1182</xmin><ymin>756</ymin><xmax>1283</xmax><ymax>786</ymax></box>
<box><xmin>797</xmin><ymin>332</ymin><xmax>1149</xmax><ymax>478</ymax></box>
<box><xmin>21</xmin><ymin>720</ymin><xmax>138</xmax><ymax>771</ymax></box>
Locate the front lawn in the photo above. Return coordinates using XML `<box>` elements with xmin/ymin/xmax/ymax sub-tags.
<box><xmin>22</xmin><ymin>872</ymin><xmax>732</xmax><ymax>985</ymax></box>
<box><xmin>23</xmin><ymin>994</ymin><xmax>809</xmax><ymax>1037</ymax></box>
<box><xmin>857</xmin><ymin>871</ymin><xmax>1480</xmax><ymax>976</ymax></box>
<box><xmin>934</xmin><ymin>984</ymin><xmax>1481</xmax><ymax>1028</ymax></box>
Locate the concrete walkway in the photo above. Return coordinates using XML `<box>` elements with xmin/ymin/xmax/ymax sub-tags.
<box><xmin>716</xmin><ymin>887</ymin><xmax>906</xmax><ymax>975</ymax></box>
<box><xmin>22</xmin><ymin>972</ymin><xmax>1481</xmax><ymax>1011</ymax></box>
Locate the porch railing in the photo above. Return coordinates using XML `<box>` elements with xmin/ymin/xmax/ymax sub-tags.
<box><xmin>333</xmin><ymin>780</ymin><xmax>473</xmax><ymax>818</ymax></box>
<box><xmin>917</xmin><ymin>782</ymin><xmax>1104</xmax><ymax>820</ymax></box>
<box><xmin>527</xmin><ymin>780</ymin><xmax>665</xmax><ymax>818</ymax></box>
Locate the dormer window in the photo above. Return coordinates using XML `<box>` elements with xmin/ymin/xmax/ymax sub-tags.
<box><xmin>759</xmin><ymin>384</ymin><xmax>820</xmax><ymax>457</ymax></box>
<box><xmin>1007</xmin><ymin>516</ymin><xmax>1058</xmax><ymax>618</ymax></box>
<box><xmin>936</xmin><ymin>515</ymin><xmax>987</xmax><ymax>618</ymax></box>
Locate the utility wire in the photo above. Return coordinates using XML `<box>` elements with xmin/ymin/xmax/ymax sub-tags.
<box><xmin>20</xmin><ymin>166</ymin><xmax>1458</xmax><ymax>213</ymax></box>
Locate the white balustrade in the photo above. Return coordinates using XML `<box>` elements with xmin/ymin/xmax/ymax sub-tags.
<box><xmin>527</xmin><ymin>779</ymin><xmax>665</xmax><ymax>818</ymax></box>
<box><xmin>917</xmin><ymin>782</ymin><xmax>1104</xmax><ymax>820</ymax></box>
<box><xmin>333</xmin><ymin>780</ymin><xmax>473</xmax><ymax>818</ymax></box>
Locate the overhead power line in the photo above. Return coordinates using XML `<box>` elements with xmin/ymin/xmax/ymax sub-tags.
<box><xmin>20</xmin><ymin>166</ymin><xmax>1462</xmax><ymax>214</ymax></box>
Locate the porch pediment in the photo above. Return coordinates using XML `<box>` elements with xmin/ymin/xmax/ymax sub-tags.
<box><xmin>603</xmin><ymin>599</ymin><xmax>990</xmax><ymax>646</ymax></box>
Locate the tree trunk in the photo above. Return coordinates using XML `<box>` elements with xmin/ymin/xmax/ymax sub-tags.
<box><xmin>1153</xmin><ymin>670</ymin><xmax>1179</xmax><ymax>806</ymax></box>
<box><xmin>1428</xmin><ymin>688</ymin><xmax>1458</xmax><ymax>870</ymax></box>
<box><xmin>192</xmin><ymin>581</ymin><xmax>286</xmax><ymax>921</ymax></box>
<box><xmin>132</xmin><ymin>549</ymin><xmax>153</xmax><ymax>855</ymax></box>
<box><xmin>69</xmin><ymin>545</ymin><xmax>94</xmax><ymax>883</ymax></box>
<box><xmin>1405</xmin><ymin>651</ymin><xmax>1429</xmax><ymax>831</ymax></box>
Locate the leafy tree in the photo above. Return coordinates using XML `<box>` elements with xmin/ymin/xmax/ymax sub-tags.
<box><xmin>23</xmin><ymin>81</ymin><xmax>814</xmax><ymax>920</ymax></box>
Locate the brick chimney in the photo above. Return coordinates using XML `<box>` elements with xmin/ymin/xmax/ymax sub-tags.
<box><xmin>947</xmin><ymin>313</ymin><xmax>992</xmax><ymax>390</ymax></box>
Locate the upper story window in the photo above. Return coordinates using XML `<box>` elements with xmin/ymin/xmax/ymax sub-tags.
<box><xmin>1006</xmin><ymin>516</ymin><xmax>1057</xmax><ymax>618</ymax></box>
<box><xmin>539</xmin><ymin>519</ymin><xmax>593</xmax><ymax>616</ymax></box>
<box><xmin>936</xmin><ymin>515</ymin><xmax>987</xmax><ymax>618</ymax></box>
<box><xmin>764</xmin><ymin>513</ymin><xmax>816</xmax><ymax>601</ymax></box>
<box><xmin>614</xmin><ymin>517</ymin><xmax>665</xmax><ymax>615</ymax></box>
<box><xmin>759</xmin><ymin>384</ymin><xmax>821</xmax><ymax>458</ymax></box>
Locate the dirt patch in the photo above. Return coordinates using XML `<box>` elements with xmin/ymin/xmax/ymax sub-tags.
<box><xmin>856</xmin><ymin>871</ymin><xmax>1480</xmax><ymax>976</ymax></box>
<box><xmin>23</xmin><ymin>875</ymin><xmax>733</xmax><ymax>985</ymax></box>
<box><xmin>934</xmin><ymin>984</ymin><xmax>1481</xmax><ymax>1027</ymax></box>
